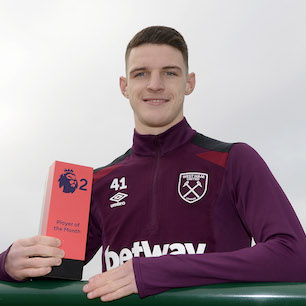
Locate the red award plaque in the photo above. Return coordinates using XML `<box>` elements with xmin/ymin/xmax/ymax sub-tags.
<box><xmin>40</xmin><ymin>161</ymin><xmax>93</xmax><ymax>280</ymax></box>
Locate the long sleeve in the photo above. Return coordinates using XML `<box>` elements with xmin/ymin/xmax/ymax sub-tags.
<box><xmin>0</xmin><ymin>247</ymin><xmax>18</xmax><ymax>282</ymax></box>
<box><xmin>133</xmin><ymin>143</ymin><xmax>306</xmax><ymax>298</ymax></box>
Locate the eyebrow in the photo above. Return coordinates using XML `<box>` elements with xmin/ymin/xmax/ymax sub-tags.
<box><xmin>129</xmin><ymin>65</ymin><xmax>183</xmax><ymax>76</ymax></box>
<box><xmin>162</xmin><ymin>66</ymin><xmax>183</xmax><ymax>72</ymax></box>
<box><xmin>129</xmin><ymin>67</ymin><xmax>147</xmax><ymax>76</ymax></box>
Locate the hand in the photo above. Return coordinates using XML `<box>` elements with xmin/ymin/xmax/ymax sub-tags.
<box><xmin>83</xmin><ymin>259</ymin><xmax>138</xmax><ymax>302</ymax></box>
<box><xmin>4</xmin><ymin>235</ymin><xmax>65</xmax><ymax>281</ymax></box>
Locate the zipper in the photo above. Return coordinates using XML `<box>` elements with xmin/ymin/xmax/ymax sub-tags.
<box><xmin>149</xmin><ymin>136</ymin><xmax>161</xmax><ymax>233</ymax></box>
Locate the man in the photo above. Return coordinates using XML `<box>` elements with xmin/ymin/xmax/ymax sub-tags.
<box><xmin>1</xmin><ymin>26</ymin><xmax>306</xmax><ymax>302</ymax></box>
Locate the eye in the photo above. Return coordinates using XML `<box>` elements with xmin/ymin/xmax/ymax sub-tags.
<box><xmin>165</xmin><ymin>71</ymin><xmax>177</xmax><ymax>76</ymax></box>
<box><xmin>134</xmin><ymin>72</ymin><xmax>147</xmax><ymax>77</ymax></box>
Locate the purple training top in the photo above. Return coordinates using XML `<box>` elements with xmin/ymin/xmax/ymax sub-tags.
<box><xmin>1</xmin><ymin>118</ymin><xmax>306</xmax><ymax>298</ymax></box>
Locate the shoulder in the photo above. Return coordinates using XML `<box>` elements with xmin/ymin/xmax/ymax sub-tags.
<box><xmin>191</xmin><ymin>132</ymin><xmax>265</xmax><ymax>171</ymax></box>
<box><xmin>93</xmin><ymin>148</ymin><xmax>132</xmax><ymax>183</ymax></box>
<box><xmin>94</xmin><ymin>148</ymin><xmax>132</xmax><ymax>173</ymax></box>
<box><xmin>227</xmin><ymin>142</ymin><xmax>267</xmax><ymax>169</ymax></box>
<box><xmin>225</xmin><ymin>142</ymin><xmax>275</xmax><ymax>189</ymax></box>
<box><xmin>191</xmin><ymin>132</ymin><xmax>234</xmax><ymax>153</ymax></box>
<box><xmin>190</xmin><ymin>132</ymin><xmax>235</xmax><ymax>168</ymax></box>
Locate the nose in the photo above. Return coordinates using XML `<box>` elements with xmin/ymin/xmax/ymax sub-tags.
<box><xmin>147</xmin><ymin>72</ymin><xmax>164</xmax><ymax>92</ymax></box>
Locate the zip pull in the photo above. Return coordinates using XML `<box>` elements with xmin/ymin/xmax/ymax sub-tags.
<box><xmin>153</xmin><ymin>136</ymin><xmax>161</xmax><ymax>155</ymax></box>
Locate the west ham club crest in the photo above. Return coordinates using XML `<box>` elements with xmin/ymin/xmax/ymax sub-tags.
<box><xmin>178</xmin><ymin>172</ymin><xmax>208</xmax><ymax>204</ymax></box>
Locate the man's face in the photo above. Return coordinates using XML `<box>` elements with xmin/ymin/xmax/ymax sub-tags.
<box><xmin>120</xmin><ymin>44</ymin><xmax>195</xmax><ymax>134</ymax></box>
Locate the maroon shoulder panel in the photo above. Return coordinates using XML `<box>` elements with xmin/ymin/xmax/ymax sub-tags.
<box><xmin>93</xmin><ymin>164</ymin><xmax>122</xmax><ymax>183</ymax></box>
<box><xmin>196</xmin><ymin>151</ymin><xmax>229</xmax><ymax>168</ymax></box>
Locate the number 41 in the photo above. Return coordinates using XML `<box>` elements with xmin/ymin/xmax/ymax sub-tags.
<box><xmin>110</xmin><ymin>177</ymin><xmax>127</xmax><ymax>191</ymax></box>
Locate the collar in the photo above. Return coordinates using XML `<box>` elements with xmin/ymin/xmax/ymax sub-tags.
<box><xmin>132</xmin><ymin>118</ymin><xmax>196</xmax><ymax>157</ymax></box>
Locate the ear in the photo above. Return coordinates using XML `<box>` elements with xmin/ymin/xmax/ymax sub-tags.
<box><xmin>185</xmin><ymin>72</ymin><xmax>196</xmax><ymax>95</ymax></box>
<box><xmin>120</xmin><ymin>76</ymin><xmax>129</xmax><ymax>99</ymax></box>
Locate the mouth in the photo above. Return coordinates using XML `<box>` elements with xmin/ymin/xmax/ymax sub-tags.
<box><xmin>143</xmin><ymin>98</ymin><xmax>169</xmax><ymax>105</ymax></box>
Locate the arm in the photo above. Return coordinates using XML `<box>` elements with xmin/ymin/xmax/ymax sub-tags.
<box><xmin>133</xmin><ymin>143</ymin><xmax>306</xmax><ymax>298</ymax></box>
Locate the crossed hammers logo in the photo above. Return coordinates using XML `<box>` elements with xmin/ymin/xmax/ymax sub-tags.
<box><xmin>178</xmin><ymin>172</ymin><xmax>208</xmax><ymax>204</ymax></box>
<box><xmin>182</xmin><ymin>180</ymin><xmax>202</xmax><ymax>199</ymax></box>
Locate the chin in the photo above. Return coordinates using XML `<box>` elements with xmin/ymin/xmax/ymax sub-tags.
<box><xmin>145</xmin><ymin>116</ymin><xmax>181</xmax><ymax>129</ymax></box>
<box><xmin>136</xmin><ymin>110</ymin><xmax>183</xmax><ymax>131</ymax></box>
<box><xmin>144</xmin><ymin>116</ymin><xmax>168</xmax><ymax>126</ymax></box>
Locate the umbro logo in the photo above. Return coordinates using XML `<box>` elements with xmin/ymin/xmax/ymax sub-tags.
<box><xmin>109</xmin><ymin>192</ymin><xmax>128</xmax><ymax>208</ymax></box>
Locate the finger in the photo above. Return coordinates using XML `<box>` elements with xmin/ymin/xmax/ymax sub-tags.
<box><xmin>85</xmin><ymin>260</ymin><xmax>134</xmax><ymax>292</ymax></box>
<box><xmin>84</xmin><ymin>274</ymin><xmax>115</xmax><ymax>293</ymax></box>
<box><xmin>100</xmin><ymin>284</ymin><xmax>135</xmax><ymax>302</ymax></box>
<box><xmin>18</xmin><ymin>266</ymin><xmax>53</xmax><ymax>280</ymax></box>
<box><xmin>22</xmin><ymin>244</ymin><xmax>65</xmax><ymax>258</ymax></box>
<box><xmin>84</xmin><ymin>274</ymin><xmax>109</xmax><ymax>292</ymax></box>
<box><xmin>86</xmin><ymin>275</ymin><xmax>131</xmax><ymax>299</ymax></box>
<box><xmin>19</xmin><ymin>235</ymin><xmax>61</xmax><ymax>248</ymax></box>
<box><xmin>87</xmin><ymin>265</ymin><xmax>124</xmax><ymax>286</ymax></box>
<box><xmin>21</xmin><ymin>256</ymin><xmax>63</xmax><ymax>270</ymax></box>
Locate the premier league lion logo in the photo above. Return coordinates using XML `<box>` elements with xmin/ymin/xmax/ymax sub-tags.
<box><xmin>58</xmin><ymin>169</ymin><xmax>78</xmax><ymax>193</ymax></box>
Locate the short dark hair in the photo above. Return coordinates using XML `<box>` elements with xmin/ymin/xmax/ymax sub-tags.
<box><xmin>125</xmin><ymin>26</ymin><xmax>189</xmax><ymax>70</ymax></box>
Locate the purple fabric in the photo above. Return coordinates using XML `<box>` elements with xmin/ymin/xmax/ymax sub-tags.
<box><xmin>1</xmin><ymin>118</ymin><xmax>306</xmax><ymax>299</ymax></box>
<box><xmin>86</xmin><ymin>118</ymin><xmax>306</xmax><ymax>298</ymax></box>
<box><xmin>134</xmin><ymin>143</ymin><xmax>306</xmax><ymax>297</ymax></box>
<box><xmin>0</xmin><ymin>247</ymin><xmax>18</xmax><ymax>282</ymax></box>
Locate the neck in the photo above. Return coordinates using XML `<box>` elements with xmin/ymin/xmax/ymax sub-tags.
<box><xmin>134</xmin><ymin>115</ymin><xmax>184</xmax><ymax>136</ymax></box>
<box><xmin>132</xmin><ymin>117</ymin><xmax>196</xmax><ymax>157</ymax></box>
